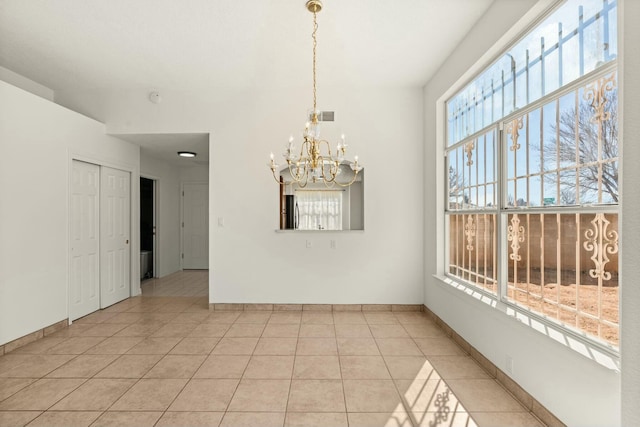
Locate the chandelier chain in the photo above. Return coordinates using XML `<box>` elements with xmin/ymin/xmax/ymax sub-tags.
<box><xmin>312</xmin><ymin>10</ymin><xmax>318</xmax><ymax>113</ymax></box>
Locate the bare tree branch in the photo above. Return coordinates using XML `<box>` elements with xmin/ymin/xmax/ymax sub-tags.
<box><xmin>542</xmin><ymin>90</ymin><xmax>618</xmax><ymax>204</ymax></box>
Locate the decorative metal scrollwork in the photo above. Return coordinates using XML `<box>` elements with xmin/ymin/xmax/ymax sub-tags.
<box><xmin>584</xmin><ymin>72</ymin><xmax>617</xmax><ymax>124</ymax></box>
<box><xmin>584</xmin><ymin>213</ymin><xmax>618</xmax><ymax>281</ymax></box>
<box><xmin>506</xmin><ymin>116</ymin><xmax>524</xmax><ymax>152</ymax></box>
<box><xmin>465</xmin><ymin>141</ymin><xmax>475</xmax><ymax>166</ymax></box>
<box><xmin>464</xmin><ymin>215</ymin><xmax>476</xmax><ymax>252</ymax></box>
<box><xmin>507</xmin><ymin>214</ymin><xmax>525</xmax><ymax>262</ymax></box>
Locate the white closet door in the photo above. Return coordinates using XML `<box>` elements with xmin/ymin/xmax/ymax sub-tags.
<box><xmin>100</xmin><ymin>166</ymin><xmax>131</xmax><ymax>308</ymax></box>
<box><xmin>182</xmin><ymin>183</ymin><xmax>209</xmax><ymax>269</ymax></box>
<box><xmin>70</xmin><ymin>160</ymin><xmax>100</xmax><ymax>320</ymax></box>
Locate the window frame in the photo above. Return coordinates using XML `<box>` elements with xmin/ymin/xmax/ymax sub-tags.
<box><xmin>442</xmin><ymin>1</ymin><xmax>619</xmax><ymax>357</ymax></box>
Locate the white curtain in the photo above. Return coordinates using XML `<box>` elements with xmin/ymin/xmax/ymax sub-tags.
<box><xmin>296</xmin><ymin>190</ymin><xmax>342</xmax><ymax>230</ymax></box>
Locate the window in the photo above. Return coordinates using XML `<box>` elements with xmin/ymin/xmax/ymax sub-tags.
<box><xmin>296</xmin><ymin>190</ymin><xmax>343</xmax><ymax>230</ymax></box>
<box><xmin>445</xmin><ymin>0</ymin><xmax>619</xmax><ymax>346</ymax></box>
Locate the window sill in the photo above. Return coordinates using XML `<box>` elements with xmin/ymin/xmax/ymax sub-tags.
<box><xmin>432</xmin><ymin>274</ymin><xmax>620</xmax><ymax>372</ymax></box>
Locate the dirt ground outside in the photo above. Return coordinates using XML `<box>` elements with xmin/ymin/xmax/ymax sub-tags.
<box><xmin>453</xmin><ymin>271</ymin><xmax>619</xmax><ymax>346</ymax></box>
<box><xmin>508</xmin><ymin>282</ymin><xmax>619</xmax><ymax>345</ymax></box>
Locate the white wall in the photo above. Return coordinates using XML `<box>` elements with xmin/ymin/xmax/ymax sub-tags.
<box><xmin>59</xmin><ymin>84</ymin><xmax>424</xmax><ymax>304</ymax></box>
<box><xmin>424</xmin><ymin>0</ymin><xmax>622</xmax><ymax>426</ymax></box>
<box><xmin>139</xmin><ymin>151</ymin><xmax>182</xmax><ymax>278</ymax></box>
<box><xmin>210</xmin><ymin>87</ymin><xmax>422</xmax><ymax>303</ymax></box>
<box><xmin>180</xmin><ymin>164</ymin><xmax>209</xmax><ymax>183</ymax></box>
<box><xmin>0</xmin><ymin>80</ymin><xmax>140</xmax><ymax>345</ymax></box>
<box><xmin>619</xmin><ymin>0</ymin><xmax>640</xmax><ymax>424</ymax></box>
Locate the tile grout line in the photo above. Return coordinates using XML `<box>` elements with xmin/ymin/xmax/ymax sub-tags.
<box><xmin>399</xmin><ymin>316</ymin><xmax>431</xmax><ymax>427</ymax></box>
<box><xmin>24</xmin><ymin>359</ymin><xmax>92</xmax><ymax>424</ymax></box>
<box><xmin>375</xmin><ymin>314</ymin><xmax>417</xmax><ymax>427</ymax></box>
<box><xmin>282</xmin><ymin>314</ymin><xmax>301</xmax><ymax>427</ymax></box>
<box><xmin>334</xmin><ymin>315</ymin><xmax>349</xmax><ymax>424</ymax></box>
<box><xmin>151</xmin><ymin>304</ymin><xmax>214</xmax><ymax>426</ymax></box>
<box><xmin>218</xmin><ymin>311</ymin><xmax>271</xmax><ymax>425</ymax></box>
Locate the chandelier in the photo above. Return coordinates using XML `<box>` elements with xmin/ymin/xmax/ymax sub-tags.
<box><xmin>268</xmin><ymin>0</ymin><xmax>362</xmax><ymax>188</ymax></box>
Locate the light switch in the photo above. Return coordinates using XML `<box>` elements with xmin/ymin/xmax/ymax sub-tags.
<box><xmin>218</xmin><ymin>217</ymin><xmax>224</xmax><ymax>227</ymax></box>
<box><xmin>306</xmin><ymin>240</ymin><xmax>312</xmax><ymax>248</ymax></box>
<box><xmin>330</xmin><ymin>240</ymin><xmax>336</xmax><ymax>249</ymax></box>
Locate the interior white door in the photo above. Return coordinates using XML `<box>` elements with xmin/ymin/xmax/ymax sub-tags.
<box><xmin>182</xmin><ymin>183</ymin><xmax>209</xmax><ymax>269</ymax></box>
<box><xmin>70</xmin><ymin>160</ymin><xmax>100</xmax><ymax>320</ymax></box>
<box><xmin>100</xmin><ymin>166</ymin><xmax>131</xmax><ymax>308</ymax></box>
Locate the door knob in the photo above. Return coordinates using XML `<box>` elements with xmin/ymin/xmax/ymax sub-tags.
<box><xmin>126</xmin><ymin>239</ymin><xmax>129</xmax><ymax>244</ymax></box>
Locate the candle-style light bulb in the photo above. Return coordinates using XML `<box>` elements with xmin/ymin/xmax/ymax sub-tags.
<box><xmin>268</xmin><ymin>151</ymin><xmax>279</xmax><ymax>170</ymax></box>
<box><xmin>354</xmin><ymin>155</ymin><xmax>359</xmax><ymax>163</ymax></box>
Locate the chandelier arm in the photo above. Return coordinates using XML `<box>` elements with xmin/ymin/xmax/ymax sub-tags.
<box><xmin>271</xmin><ymin>168</ymin><xmax>282</xmax><ymax>184</ymax></box>
<box><xmin>287</xmin><ymin>161</ymin><xmax>305</xmax><ymax>183</ymax></box>
<box><xmin>331</xmin><ymin>170</ymin><xmax>360</xmax><ymax>187</ymax></box>
<box><xmin>322</xmin><ymin>179</ymin><xmax>336</xmax><ymax>189</ymax></box>
<box><xmin>297</xmin><ymin>170</ymin><xmax>309</xmax><ymax>188</ymax></box>
<box><xmin>318</xmin><ymin>156</ymin><xmax>339</xmax><ymax>183</ymax></box>
<box><xmin>317</xmin><ymin>139</ymin><xmax>334</xmax><ymax>157</ymax></box>
<box><xmin>299</xmin><ymin>138</ymin><xmax>309</xmax><ymax>159</ymax></box>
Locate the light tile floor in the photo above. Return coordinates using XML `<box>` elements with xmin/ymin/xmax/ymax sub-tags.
<box><xmin>141</xmin><ymin>270</ymin><xmax>208</xmax><ymax>297</ymax></box>
<box><xmin>0</xmin><ymin>272</ymin><xmax>545</xmax><ymax>427</ymax></box>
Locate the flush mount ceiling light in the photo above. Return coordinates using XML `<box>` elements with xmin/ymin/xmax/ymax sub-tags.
<box><xmin>268</xmin><ymin>0</ymin><xmax>362</xmax><ymax>188</ymax></box>
<box><xmin>177</xmin><ymin>151</ymin><xmax>197</xmax><ymax>158</ymax></box>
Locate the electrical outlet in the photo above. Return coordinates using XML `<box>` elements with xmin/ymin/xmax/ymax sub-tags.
<box><xmin>506</xmin><ymin>355</ymin><xmax>514</xmax><ymax>375</ymax></box>
<box><xmin>306</xmin><ymin>240</ymin><xmax>312</xmax><ymax>248</ymax></box>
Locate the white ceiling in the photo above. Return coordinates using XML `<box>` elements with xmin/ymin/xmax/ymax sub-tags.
<box><xmin>115</xmin><ymin>133</ymin><xmax>210</xmax><ymax>166</ymax></box>
<box><xmin>0</xmin><ymin>0</ymin><xmax>493</xmax><ymax>91</ymax></box>
<box><xmin>0</xmin><ymin>0</ymin><xmax>494</xmax><ymax>162</ymax></box>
